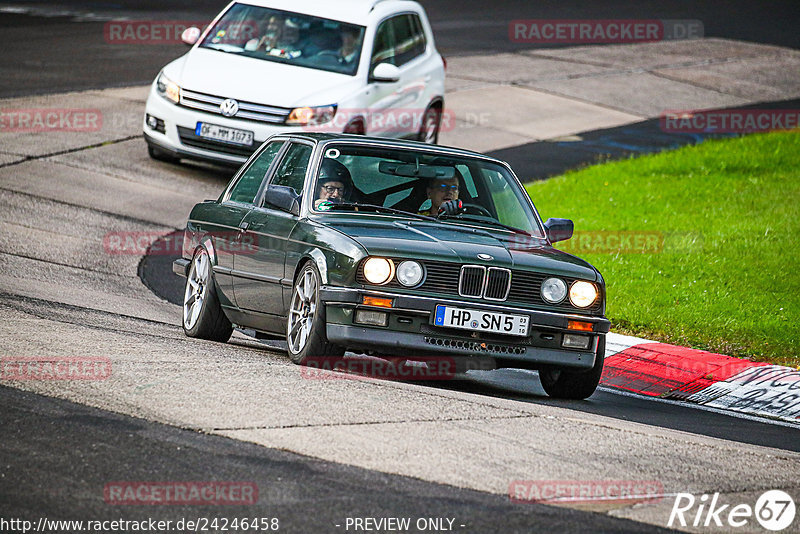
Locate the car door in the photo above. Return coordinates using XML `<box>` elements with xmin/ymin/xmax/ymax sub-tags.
<box><xmin>213</xmin><ymin>139</ymin><xmax>285</xmax><ymax>307</ymax></box>
<box><xmin>366</xmin><ymin>14</ymin><xmax>430</xmax><ymax>139</ymax></box>
<box><xmin>232</xmin><ymin>141</ymin><xmax>313</xmax><ymax>316</ymax></box>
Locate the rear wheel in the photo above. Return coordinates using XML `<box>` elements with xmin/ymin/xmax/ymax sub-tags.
<box><xmin>286</xmin><ymin>262</ymin><xmax>343</xmax><ymax>365</ymax></box>
<box><xmin>183</xmin><ymin>246</ymin><xmax>233</xmax><ymax>342</ymax></box>
<box><xmin>539</xmin><ymin>336</ymin><xmax>605</xmax><ymax>399</ymax></box>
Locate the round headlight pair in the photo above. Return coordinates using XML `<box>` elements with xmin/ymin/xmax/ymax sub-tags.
<box><xmin>541</xmin><ymin>277</ymin><xmax>598</xmax><ymax>308</ymax></box>
<box><xmin>362</xmin><ymin>258</ymin><xmax>423</xmax><ymax>287</ymax></box>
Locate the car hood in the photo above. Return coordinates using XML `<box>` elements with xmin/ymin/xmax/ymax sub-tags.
<box><xmin>173</xmin><ymin>48</ymin><xmax>359</xmax><ymax>107</ymax></box>
<box><xmin>322</xmin><ymin>216</ymin><xmax>598</xmax><ymax>281</ymax></box>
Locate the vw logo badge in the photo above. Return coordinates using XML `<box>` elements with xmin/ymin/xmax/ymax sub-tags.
<box><xmin>477</xmin><ymin>253</ymin><xmax>493</xmax><ymax>261</ymax></box>
<box><xmin>220</xmin><ymin>98</ymin><xmax>239</xmax><ymax>117</ymax></box>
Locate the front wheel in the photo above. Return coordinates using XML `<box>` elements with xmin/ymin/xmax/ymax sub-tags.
<box><xmin>418</xmin><ymin>105</ymin><xmax>441</xmax><ymax>144</ymax></box>
<box><xmin>539</xmin><ymin>336</ymin><xmax>605</xmax><ymax>399</ymax></box>
<box><xmin>183</xmin><ymin>246</ymin><xmax>233</xmax><ymax>342</ymax></box>
<box><xmin>286</xmin><ymin>263</ymin><xmax>343</xmax><ymax>365</ymax></box>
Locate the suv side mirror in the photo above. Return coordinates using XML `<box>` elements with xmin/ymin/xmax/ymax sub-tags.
<box><xmin>370</xmin><ymin>62</ymin><xmax>401</xmax><ymax>83</ymax></box>
<box><xmin>543</xmin><ymin>218</ymin><xmax>574</xmax><ymax>243</ymax></box>
<box><xmin>264</xmin><ymin>185</ymin><xmax>300</xmax><ymax>216</ymax></box>
<box><xmin>181</xmin><ymin>27</ymin><xmax>201</xmax><ymax>46</ymax></box>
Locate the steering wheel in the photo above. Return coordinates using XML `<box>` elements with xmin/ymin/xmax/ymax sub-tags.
<box><xmin>460</xmin><ymin>202</ymin><xmax>493</xmax><ymax>217</ymax></box>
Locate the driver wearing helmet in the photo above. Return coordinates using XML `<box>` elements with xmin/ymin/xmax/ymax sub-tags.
<box><xmin>314</xmin><ymin>158</ymin><xmax>352</xmax><ymax>209</ymax></box>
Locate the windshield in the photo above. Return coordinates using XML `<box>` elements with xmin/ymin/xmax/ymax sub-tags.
<box><xmin>311</xmin><ymin>144</ymin><xmax>546</xmax><ymax>238</ymax></box>
<box><xmin>200</xmin><ymin>3</ymin><xmax>365</xmax><ymax>76</ymax></box>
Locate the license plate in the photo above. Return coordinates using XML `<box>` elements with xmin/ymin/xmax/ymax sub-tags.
<box><xmin>195</xmin><ymin>122</ymin><xmax>254</xmax><ymax>146</ymax></box>
<box><xmin>434</xmin><ymin>305</ymin><xmax>529</xmax><ymax>337</ymax></box>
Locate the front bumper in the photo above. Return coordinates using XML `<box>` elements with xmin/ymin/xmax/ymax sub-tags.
<box><xmin>321</xmin><ymin>287</ymin><xmax>609</xmax><ymax>370</ymax></box>
<box><xmin>144</xmin><ymin>84</ymin><xmax>294</xmax><ymax>166</ymax></box>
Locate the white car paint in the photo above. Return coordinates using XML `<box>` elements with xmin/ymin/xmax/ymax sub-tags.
<box><xmin>143</xmin><ymin>0</ymin><xmax>445</xmax><ymax>165</ymax></box>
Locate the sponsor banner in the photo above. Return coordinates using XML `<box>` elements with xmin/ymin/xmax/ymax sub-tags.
<box><xmin>509</xmin><ymin>19</ymin><xmax>703</xmax><ymax>44</ymax></box>
<box><xmin>509</xmin><ymin>479</ymin><xmax>664</xmax><ymax>505</ymax></box>
<box><xmin>0</xmin><ymin>108</ymin><xmax>102</xmax><ymax>133</ymax></box>
<box><xmin>661</xmin><ymin>109</ymin><xmax>800</xmax><ymax>133</ymax></box>
<box><xmin>300</xmin><ymin>356</ymin><xmax>459</xmax><ymax>381</ymax></box>
<box><xmin>0</xmin><ymin>356</ymin><xmax>111</xmax><ymax>381</ymax></box>
<box><xmin>103</xmin><ymin>231</ymin><xmax>258</xmax><ymax>256</ymax></box>
<box><xmin>104</xmin><ymin>481</ymin><xmax>258</xmax><ymax>505</ymax></box>
<box><xmin>687</xmin><ymin>365</ymin><xmax>800</xmax><ymax>422</ymax></box>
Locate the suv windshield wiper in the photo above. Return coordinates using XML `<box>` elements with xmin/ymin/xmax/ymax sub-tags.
<box><xmin>325</xmin><ymin>202</ymin><xmax>437</xmax><ymax>221</ymax></box>
<box><xmin>439</xmin><ymin>214</ymin><xmax>537</xmax><ymax>237</ymax></box>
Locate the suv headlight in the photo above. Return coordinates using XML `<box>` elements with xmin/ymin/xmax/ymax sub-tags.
<box><xmin>286</xmin><ymin>105</ymin><xmax>336</xmax><ymax>125</ymax></box>
<box><xmin>156</xmin><ymin>72</ymin><xmax>181</xmax><ymax>104</ymax></box>
<box><xmin>569</xmin><ymin>281</ymin><xmax>598</xmax><ymax>308</ymax></box>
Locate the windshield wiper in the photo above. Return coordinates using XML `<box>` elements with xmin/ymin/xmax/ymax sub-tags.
<box><xmin>439</xmin><ymin>214</ymin><xmax>537</xmax><ymax>237</ymax></box>
<box><xmin>325</xmin><ymin>202</ymin><xmax>437</xmax><ymax>221</ymax></box>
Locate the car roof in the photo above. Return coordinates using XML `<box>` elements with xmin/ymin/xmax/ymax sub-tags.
<box><xmin>277</xmin><ymin>133</ymin><xmax>505</xmax><ymax>163</ymax></box>
<box><xmin>231</xmin><ymin>0</ymin><xmax>422</xmax><ymax>25</ymax></box>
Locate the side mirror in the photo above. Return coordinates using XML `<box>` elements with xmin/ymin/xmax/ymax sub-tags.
<box><xmin>370</xmin><ymin>62</ymin><xmax>401</xmax><ymax>83</ymax></box>
<box><xmin>264</xmin><ymin>185</ymin><xmax>300</xmax><ymax>216</ymax></box>
<box><xmin>181</xmin><ymin>27</ymin><xmax>201</xmax><ymax>46</ymax></box>
<box><xmin>543</xmin><ymin>218</ymin><xmax>574</xmax><ymax>243</ymax></box>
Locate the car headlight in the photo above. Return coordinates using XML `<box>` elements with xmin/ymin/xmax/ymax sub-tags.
<box><xmin>541</xmin><ymin>277</ymin><xmax>567</xmax><ymax>304</ymax></box>
<box><xmin>396</xmin><ymin>261</ymin><xmax>423</xmax><ymax>287</ymax></box>
<box><xmin>286</xmin><ymin>105</ymin><xmax>336</xmax><ymax>126</ymax></box>
<box><xmin>569</xmin><ymin>281</ymin><xmax>598</xmax><ymax>308</ymax></box>
<box><xmin>363</xmin><ymin>257</ymin><xmax>394</xmax><ymax>285</ymax></box>
<box><xmin>156</xmin><ymin>72</ymin><xmax>180</xmax><ymax>104</ymax></box>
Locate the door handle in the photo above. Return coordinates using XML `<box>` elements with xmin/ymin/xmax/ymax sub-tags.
<box><xmin>238</xmin><ymin>221</ymin><xmax>250</xmax><ymax>232</ymax></box>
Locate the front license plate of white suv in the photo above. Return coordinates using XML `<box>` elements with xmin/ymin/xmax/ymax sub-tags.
<box><xmin>434</xmin><ymin>305</ymin><xmax>529</xmax><ymax>336</ymax></box>
<box><xmin>195</xmin><ymin>122</ymin><xmax>254</xmax><ymax>146</ymax></box>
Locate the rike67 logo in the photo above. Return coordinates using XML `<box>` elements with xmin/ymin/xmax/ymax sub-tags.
<box><xmin>668</xmin><ymin>490</ymin><xmax>796</xmax><ymax>531</ymax></box>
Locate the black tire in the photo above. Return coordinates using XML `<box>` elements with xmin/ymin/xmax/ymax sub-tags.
<box><xmin>286</xmin><ymin>262</ymin><xmax>344</xmax><ymax>365</ymax></box>
<box><xmin>418</xmin><ymin>105</ymin><xmax>441</xmax><ymax>144</ymax></box>
<box><xmin>539</xmin><ymin>335</ymin><xmax>605</xmax><ymax>400</ymax></box>
<box><xmin>182</xmin><ymin>247</ymin><xmax>233</xmax><ymax>342</ymax></box>
<box><xmin>148</xmin><ymin>143</ymin><xmax>180</xmax><ymax>164</ymax></box>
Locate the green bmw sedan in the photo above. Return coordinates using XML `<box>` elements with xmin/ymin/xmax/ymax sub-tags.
<box><xmin>174</xmin><ymin>133</ymin><xmax>610</xmax><ymax>399</ymax></box>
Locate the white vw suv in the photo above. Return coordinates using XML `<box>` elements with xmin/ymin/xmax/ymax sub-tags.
<box><xmin>143</xmin><ymin>0</ymin><xmax>446</xmax><ymax>166</ymax></box>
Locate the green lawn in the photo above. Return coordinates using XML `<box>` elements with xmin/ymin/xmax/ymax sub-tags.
<box><xmin>526</xmin><ymin>131</ymin><xmax>800</xmax><ymax>367</ymax></box>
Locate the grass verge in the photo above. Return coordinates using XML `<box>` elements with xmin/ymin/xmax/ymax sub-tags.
<box><xmin>526</xmin><ymin>131</ymin><xmax>800</xmax><ymax>367</ymax></box>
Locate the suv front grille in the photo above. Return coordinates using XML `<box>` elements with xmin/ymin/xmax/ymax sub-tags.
<box><xmin>180</xmin><ymin>89</ymin><xmax>292</xmax><ymax>124</ymax></box>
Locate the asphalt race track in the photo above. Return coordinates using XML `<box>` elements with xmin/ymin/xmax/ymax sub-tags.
<box><xmin>1</xmin><ymin>1</ymin><xmax>799</xmax><ymax>533</ymax></box>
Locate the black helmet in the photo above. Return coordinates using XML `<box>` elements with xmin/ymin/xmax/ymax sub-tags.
<box><xmin>319</xmin><ymin>158</ymin><xmax>351</xmax><ymax>186</ymax></box>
